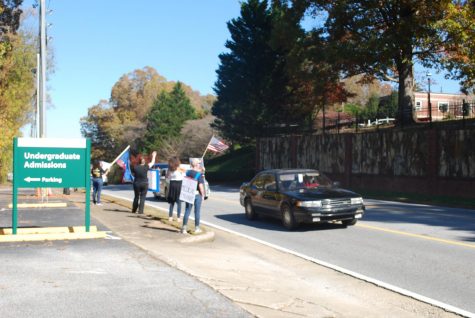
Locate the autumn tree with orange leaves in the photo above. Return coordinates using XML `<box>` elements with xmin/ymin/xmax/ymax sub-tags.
<box><xmin>294</xmin><ymin>0</ymin><xmax>475</xmax><ymax>124</ymax></box>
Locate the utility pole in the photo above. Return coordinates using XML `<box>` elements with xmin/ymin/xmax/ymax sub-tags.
<box><xmin>36</xmin><ymin>53</ymin><xmax>40</xmax><ymax>138</ymax></box>
<box><xmin>39</xmin><ymin>0</ymin><xmax>47</xmax><ymax>138</ymax></box>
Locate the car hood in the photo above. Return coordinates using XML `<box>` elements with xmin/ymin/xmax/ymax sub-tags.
<box><xmin>283</xmin><ymin>187</ymin><xmax>361</xmax><ymax>200</ymax></box>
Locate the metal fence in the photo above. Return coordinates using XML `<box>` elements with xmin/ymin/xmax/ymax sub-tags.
<box><xmin>420</xmin><ymin>100</ymin><xmax>475</xmax><ymax>122</ymax></box>
<box><xmin>263</xmin><ymin>101</ymin><xmax>475</xmax><ymax>137</ymax></box>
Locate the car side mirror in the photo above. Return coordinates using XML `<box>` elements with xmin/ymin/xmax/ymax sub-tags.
<box><xmin>332</xmin><ymin>181</ymin><xmax>341</xmax><ymax>188</ymax></box>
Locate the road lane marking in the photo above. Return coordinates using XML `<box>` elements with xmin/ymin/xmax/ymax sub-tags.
<box><xmin>357</xmin><ymin>223</ymin><xmax>475</xmax><ymax>249</ymax></box>
<box><xmin>209</xmin><ymin>196</ymin><xmax>240</xmax><ymax>205</ymax></box>
<box><xmin>197</xmin><ymin>219</ymin><xmax>475</xmax><ymax>318</ymax></box>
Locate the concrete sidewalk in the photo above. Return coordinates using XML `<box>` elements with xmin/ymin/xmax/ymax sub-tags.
<box><xmin>0</xmin><ymin>187</ymin><xmax>250</xmax><ymax>318</ymax></box>
<box><xmin>75</xmin><ymin>192</ymin><xmax>460</xmax><ymax>318</ymax></box>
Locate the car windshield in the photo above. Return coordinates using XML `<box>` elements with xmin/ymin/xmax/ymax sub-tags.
<box><xmin>278</xmin><ymin>172</ymin><xmax>332</xmax><ymax>191</ymax></box>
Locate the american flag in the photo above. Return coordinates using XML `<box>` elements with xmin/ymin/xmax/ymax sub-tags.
<box><xmin>207</xmin><ymin>136</ymin><xmax>229</xmax><ymax>153</ymax></box>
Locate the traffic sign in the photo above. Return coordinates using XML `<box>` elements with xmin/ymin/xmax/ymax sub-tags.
<box><xmin>11</xmin><ymin>138</ymin><xmax>92</xmax><ymax>234</ymax></box>
<box><xmin>13</xmin><ymin>138</ymin><xmax>88</xmax><ymax>188</ymax></box>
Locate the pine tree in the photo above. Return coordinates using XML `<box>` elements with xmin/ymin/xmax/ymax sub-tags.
<box><xmin>142</xmin><ymin>82</ymin><xmax>195</xmax><ymax>152</ymax></box>
<box><xmin>212</xmin><ymin>0</ymin><xmax>288</xmax><ymax>143</ymax></box>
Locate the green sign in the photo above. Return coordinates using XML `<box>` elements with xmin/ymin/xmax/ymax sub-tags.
<box><xmin>12</xmin><ymin>138</ymin><xmax>91</xmax><ymax>234</ymax></box>
<box><xmin>14</xmin><ymin>140</ymin><xmax>88</xmax><ymax>188</ymax></box>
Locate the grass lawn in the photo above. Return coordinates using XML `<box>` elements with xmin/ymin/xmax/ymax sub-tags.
<box><xmin>204</xmin><ymin>146</ymin><xmax>255</xmax><ymax>183</ymax></box>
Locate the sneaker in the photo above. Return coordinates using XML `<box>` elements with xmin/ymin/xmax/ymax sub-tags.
<box><xmin>168</xmin><ymin>217</ymin><xmax>173</xmax><ymax>222</ymax></box>
<box><xmin>194</xmin><ymin>227</ymin><xmax>202</xmax><ymax>234</ymax></box>
<box><xmin>180</xmin><ymin>226</ymin><xmax>188</xmax><ymax>234</ymax></box>
<box><xmin>97</xmin><ymin>203</ymin><xmax>103</xmax><ymax>206</ymax></box>
<box><xmin>177</xmin><ymin>217</ymin><xmax>182</xmax><ymax>223</ymax></box>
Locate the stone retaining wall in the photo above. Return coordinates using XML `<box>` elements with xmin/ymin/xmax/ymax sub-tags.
<box><xmin>257</xmin><ymin>127</ymin><xmax>475</xmax><ymax>198</ymax></box>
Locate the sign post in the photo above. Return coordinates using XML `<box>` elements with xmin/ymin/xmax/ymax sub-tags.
<box><xmin>85</xmin><ymin>139</ymin><xmax>91</xmax><ymax>232</ymax></box>
<box><xmin>12</xmin><ymin>138</ymin><xmax>90</xmax><ymax>234</ymax></box>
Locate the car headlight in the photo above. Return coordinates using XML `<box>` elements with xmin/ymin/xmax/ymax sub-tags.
<box><xmin>296</xmin><ymin>200</ymin><xmax>322</xmax><ymax>208</ymax></box>
<box><xmin>351</xmin><ymin>197</ymin><xmax>364</xmax><ymax>205</ymax></box>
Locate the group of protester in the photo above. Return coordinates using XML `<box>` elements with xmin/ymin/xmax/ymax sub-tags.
<box><xmin>162</xmin><ymin>156</ymin><xmax>206</xmax><ymax>235</ymax></box>
<box><xmin>91</xmin><ymin>152</ymin><xmax>206</xmax><ymax>235</ymax></box>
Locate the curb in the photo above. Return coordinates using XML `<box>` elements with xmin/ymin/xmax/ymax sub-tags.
<box><xmin>100</xmin><ymin>193</ymin><xmax>214</xmax><ymax>244</ymax></box>
<box><xmin>0</xmin><ymin>226</ymin><xmax>106</xmax><ymax>242</ymax></box>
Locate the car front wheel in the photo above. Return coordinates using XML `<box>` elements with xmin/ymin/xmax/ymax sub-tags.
<box><xmin>281</xmin><ymin>204</ymin><xmax>297</xmax><ymax>230</ymax></box>
<box><xmin>245</xmin><ymin>198</ymin><xmax>257</xmax><ymax>220</ymax></box>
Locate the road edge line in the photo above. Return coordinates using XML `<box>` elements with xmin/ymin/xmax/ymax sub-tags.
<box><xmin>103</xmin><ymin>192</ymin><xmax>474</xmax><ymax>318</ymax></box>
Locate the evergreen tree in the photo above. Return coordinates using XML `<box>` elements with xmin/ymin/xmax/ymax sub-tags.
<box><xmin>169</xmin><ymin>82</ymin><xmax>196</xmax><ymax>123</ymax></box>
<box><xmin>212</xmin><ymin>0</ymin><xmax>289</xmax><ymax>143</ymax></box>
<box><xmin>142</xmin><ymin>82</ymin><xmax>195</xmax><ymax>152</ymax></box>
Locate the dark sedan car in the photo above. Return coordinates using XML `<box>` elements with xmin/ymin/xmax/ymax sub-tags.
<box><xmin>240</xmin><ymin>169</ymin><xmax>365</xmax><ymax>230</ymax></box>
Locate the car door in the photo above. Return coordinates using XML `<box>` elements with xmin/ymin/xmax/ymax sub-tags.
<box><xmin>259</xmin><ymin>174</ymin><xmax>280</xmax><ymax>216</ymax></box>
<box><xmin>248</xmin><ymin>174</ymin><xmax>266</xmax><ymax>212</ymax></box>
<box><xmin>160</xmin><ymin>168</ymin><xmax>168</xmax><ymax>196</ymax></box>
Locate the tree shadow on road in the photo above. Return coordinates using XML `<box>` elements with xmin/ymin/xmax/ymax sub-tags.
<box><xmin>364</xmin><ymin>201</ymin><xmax>475</xmax><ymax>242</ymax></box>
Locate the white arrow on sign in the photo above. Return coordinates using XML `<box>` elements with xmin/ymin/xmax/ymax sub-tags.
<box><xmin>24</xmin><ymin>177</ymin><xmax>41</xmax><ymax>183</ymax></box>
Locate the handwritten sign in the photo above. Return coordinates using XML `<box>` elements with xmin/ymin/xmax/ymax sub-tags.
<box><xmin>179</xmin><ymin>176</ymin><xmax>197</xmax><ymax>204</ymax></box>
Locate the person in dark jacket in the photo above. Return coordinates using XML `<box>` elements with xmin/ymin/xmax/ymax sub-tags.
<box><xmin>91</xmin><ymin>160</ymin><xmax>109</xmax><ymax>205</ymax></box>
<box><xmin>132</xmin><ymin>151</ymin><xmax>157</xmax><ymax>214</ymax></box>
<box><xmin>166</xmin><ymin>156</ymin><xmax>184</xmax><ymax>222</ymax></box>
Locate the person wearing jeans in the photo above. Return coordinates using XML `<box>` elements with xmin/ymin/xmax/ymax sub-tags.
<box><xmin>181</xmin><ymin>158</ymin><xmax>205</xmax><ymax>234</ymax></box>
<box><xmin>91</xmin><ymin>160</ymin><xmax>108</xmax><ymax>205</ymax></box>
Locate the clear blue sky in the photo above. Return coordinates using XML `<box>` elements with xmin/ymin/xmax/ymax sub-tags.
<box><xmin>22</xmin><ymin>0</ymin><xmax>241</xmax><ymax>138</ymax></box>
<box><xmin>21</xmin><ymin>1</ymin><xmax>461</xmax><ymax>138</ymax></box>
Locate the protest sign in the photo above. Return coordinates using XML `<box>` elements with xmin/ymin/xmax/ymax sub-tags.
<box><xmin>179</xmin><ymin>176</ymin><xmax>197</xmax><ymax>204</ymax></box>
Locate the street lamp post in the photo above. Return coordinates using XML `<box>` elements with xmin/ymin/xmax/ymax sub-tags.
<box><xmin>427</xmin><ymin>72</ymin><xmax>432</xmax><ymax>125</ymax></box>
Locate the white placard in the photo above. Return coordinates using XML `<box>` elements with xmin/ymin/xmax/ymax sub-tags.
<box><xmin>147</xmin><ymin>170</ymin><xmax>159</xmax><ymax>192</ymax></box>
<box><xmin>179</xmin><ymin>176</ymin><xmax>198</xmax><ymax>204</ymax></box>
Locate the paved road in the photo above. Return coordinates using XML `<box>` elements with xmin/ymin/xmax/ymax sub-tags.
<box><xmin>103</xmin><ymin>184</ymin><xmax>475</xmax><ymax>315</ymax></box>
<box><xmin>0</xmin><ymin>188</ymin><xmax>250</xmax><ymax>318</ymax></box>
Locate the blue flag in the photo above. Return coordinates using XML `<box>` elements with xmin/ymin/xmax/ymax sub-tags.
<box><xmin>117</xmin><ymin>149</ymin><xmax>134</xmax><ymax>183</ymax></box>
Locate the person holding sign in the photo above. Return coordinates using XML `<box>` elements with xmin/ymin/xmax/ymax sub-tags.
<box><xmin>180</xmin><ymin>158</ymin><xmax>205</xmax><ymax>234</ymax></box>
<box><xmin>132</xmin><ymin>151</ymin><xmax>157</xmax><ymax>214</ymax></box>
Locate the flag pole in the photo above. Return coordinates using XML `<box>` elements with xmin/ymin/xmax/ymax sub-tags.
<box><xmin>201</xmin><ymin>135</ymin><xmax>213</xmax><ymax>159</ymax></box>
<box><xmin>110</xmin><ymin>145</ymin><xmax>130</xmax><ymax>166</ymax></box>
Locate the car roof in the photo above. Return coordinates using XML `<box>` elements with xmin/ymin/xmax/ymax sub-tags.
<box><xmin>259</xmin><ymin>169</ymin><xmax>320</xmax><ymax>175</ymax></box>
